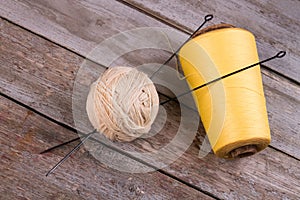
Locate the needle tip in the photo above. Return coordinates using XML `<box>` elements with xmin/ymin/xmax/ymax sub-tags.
<box><xmin>40</xmin><ymin>150</ymin><xmax>48</xmax><ymax>154</ymax></box>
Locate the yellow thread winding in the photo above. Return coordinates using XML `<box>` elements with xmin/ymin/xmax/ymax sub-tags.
<box><xmin>179</xmin><ymin>26</ymin><xmax>271</xmax><ymax>158</ymax></box>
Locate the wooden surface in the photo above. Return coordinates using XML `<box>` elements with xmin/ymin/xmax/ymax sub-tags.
<box><xmin>0</xmin><ymin>0</ymin><xmax>299</xmax><ymax>199</ymax></box>
<box><xmin>121</xmin><ymin>0</ymin><xmax>300</xmax><ymax>82</ymax></box>
<box><xmin>0</xmin><ymin>96</ymin><xmax>211</xmax><ymax>200</ymax></box>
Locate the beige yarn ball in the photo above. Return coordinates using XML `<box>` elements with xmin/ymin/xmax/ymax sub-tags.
<box><xmin>86</xmin><ymin>66</ymin><xmax>159</xmax><ymax>142</ymax></box>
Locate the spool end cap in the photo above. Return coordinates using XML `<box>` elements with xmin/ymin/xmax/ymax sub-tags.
<box><xmin>229</xmin><ymin>145</ymin><xmax>258</xmax><ymax>158</ymax></box>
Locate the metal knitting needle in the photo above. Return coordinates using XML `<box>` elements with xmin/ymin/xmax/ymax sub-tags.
<box><xmin>160</xmin><ymin>51</ymin><xmax>286</xmax><ymax>105</ymax></box>
<box><xmin>150</xmin><ymin>14</ymin><xmax>213</xmax><ymax>79</ymax></box>
<box><xmin>45</xmin><ymin>129</ymin><xmax>97</xmax><ymax>176</ymax></box>
<box><xmin>40</xmin><ymin>137</ymin><xmax>81</xmax><ymax>154</ymax></box>
<box><xmin>39</xmin><ymin>14</ymin><xmax>213</xmax><ymax>155</ymax></box>
<box><xmin>41</xmin><ymin>51</ymin><xmax>286</xmax><ymax>155</ymax></box>
<box><xmin>40</xmin><ymin>51</ymin><xmax>286</xmax><ymax>154</ymax></box>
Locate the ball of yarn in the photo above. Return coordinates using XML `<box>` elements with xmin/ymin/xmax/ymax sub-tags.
<box><xmin>86</xmin><ymin>66</ymin><xmax>159</xmax><ymax>142</ymax></box>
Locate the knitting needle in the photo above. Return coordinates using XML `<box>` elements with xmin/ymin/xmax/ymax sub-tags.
<box><xmin>42</xmin><ymin>18</ymin><xmax>285</xmax><ymax>175</ymax></box>
<box><xmin>160</xmin><ymin>51</ymin><xmax>286</xmax><ymax>105</ymax></box>
<box><xmin>41</xmin><ymin>51</ymin><xmax>286</xmax><ymax>155</ymax></box>
<box><xmin>40</xmin><ymin>129</ymin><xmax>97</xmax><ymax>154</ymax></box>
<box><xmin>149</xmin><ymin>14</ymin><xmax>213</xmax><ymax>79</ymax></box>
<box><xmin>43</xmin><ymin>51</ymin><xmax>286</xmax><ymax>176</ymax></box>
<box><xmin>40</xmin><ymin>137</ymin><xmax>81</xmax><ymax>154</ymax></box>
<box><xmin>45</xmin><ymin>129</ymin><xmax>96</xmax><ymax>176</ymax></box>
<box><xmin>40</xmin><ymin>14</ymin><xmax>214</xmax><ymax>155</ymax></box>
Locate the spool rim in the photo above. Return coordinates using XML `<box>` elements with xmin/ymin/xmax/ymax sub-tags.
<box><xmin>192</xmin><ymin>23</ymin><xmax>235</xmax><ymax>38</ymax></box>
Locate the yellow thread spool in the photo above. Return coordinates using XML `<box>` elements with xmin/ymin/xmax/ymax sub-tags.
<box><xmin>179</xmin><ymin>24</ymin><xmax>271</xmax><ymax>158</ymax></box>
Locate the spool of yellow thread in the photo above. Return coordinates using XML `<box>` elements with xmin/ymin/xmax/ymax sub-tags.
<box><xmin>179</xmin><ymin>24</ymin><xmax>271</xmax><ymax>158</ymax></box>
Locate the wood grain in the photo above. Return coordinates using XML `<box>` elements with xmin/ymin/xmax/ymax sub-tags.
<box><xmin>0</xmin><ymin>96</ymin><xmax>212</xmax><ymax>200</ymax></box>
<box><xmin>0</xmin><ymin>0</ymin><xmax>174</xmax><ymax>58</ymax></box>
<box><xmin>1</xmin><ymin>18</ymin><xmax>300</xmax><ymax>199</ymax></box>
<box><xmin>120</xmin><ymin>0</ymin><xmax>300</xmax><ymax>82</ymax></box>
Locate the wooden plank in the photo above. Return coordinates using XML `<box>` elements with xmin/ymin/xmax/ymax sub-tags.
<box><xmin>0</xmin><ymin>0</ymin><xmax>173</xmax><ymax>57</ymax></box>
<box><xmin>169</xmin><ymin>142</ymin><xmax>300</xmax><ymax>199</ymax></box>
<box><xmin>262</xmin><ymin>70</ymin><xmax>300</xmax><ymax>158</ymax></box>
<box><xmin>120</xmin><ymin>0</ymin><xmax>300</xmax><ymax>82</ymax></box>
<box><xmin>0</xmin><ymin>0</ymin><xmax>299</xmax><ymax>82</ymax></box>
<box><xmin>1</xmin><ymin>18</ymin><xmax>300</xmax><ymax>199</ymax></box>
<box><xmin>0</xmin><ymin>96</ymin><xmax>212</xmax><ymax>199</ymax></box>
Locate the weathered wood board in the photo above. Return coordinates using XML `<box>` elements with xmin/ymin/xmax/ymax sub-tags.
<box><xmin>121</xmin><ymin>0</ymin><xmax>300</xmax><ymax>82</ymax></box>
<box><xmin>1</xmin><ymin>18</ymin><xmax>300</xmax><ymax>199</ymax></box>
<box><xmin>0</xmin><ymin>0</ymin><xmax>299</xmax><ymax>82</ymax></box>
<box><xmin>0</xmin><ymin>0</ymin><xmax>172</xmax><ymax>58</ymax></box>
<box><xmin>0</xmin><ymin>96</ymin><xmax>212</xmax><ymax>199</ymax></box>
